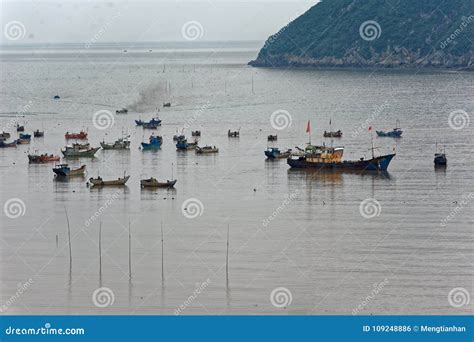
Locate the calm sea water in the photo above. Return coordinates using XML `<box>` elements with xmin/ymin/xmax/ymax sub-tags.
<box><xmin>0</xmin><ymin>43</ymin><xmax>473</xmax><ymax>315</ymax></box>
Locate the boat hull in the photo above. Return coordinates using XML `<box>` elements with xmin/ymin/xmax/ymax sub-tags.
<box><xmin>62</xmin><ymin>147</ymin><xmax>100</xmax><ymax>158</ymax></box>
<box><xmin>53</xmin><ymin>165</ymin><xmax>86</xmax><ymax>177</ymax></box>
<box><xmin>89</xmin><ymin>175</ymin><xmax>130</xmax><ymax>186</ymax></box>
<box><xmin>376</xmin><ymin>130</ymin><xmax>402</xmax><ymax>138</ymax></box>
<box><xmin>265</xmin><ymin>151</ymin><xmax>291</xmax><ymax>159</ymax></box>
<box><xmin>140</xmin><ymin>179</ymin><xmax>177</xmax><ymax>188</ymax></box>
<box><xmin>287</xmin><ymin>154</ymin><xmax>395</xmax><ymax>171</ymax></box>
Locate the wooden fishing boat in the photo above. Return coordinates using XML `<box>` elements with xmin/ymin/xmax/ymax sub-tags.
<box><xmin>142</xmin><ymin>121</ymin><xmax>160</xmax><ymax>129</ymax></box>
<box><xmin>376</xmin><ymin>121</ymin><xmax>402</xmax><ymax>138</ymax></box>
<box><xmin>135</xmin><ymin>118</ymin><xmax>161</xmax><ymax>126</ymax></box>
<box><xmin>53</xmin><ymin>164</ymin><xmax>86</xmax><ymax>177</ymax></box>
<box><xmin>323</xmin><ymin>130</ymin><xmax>343</xmax><ymax>138</ymax></box>
<box><xmin>141</xmin><ymin>135</ymin><xmax>162</xmax><ymax>150</ymax></box>
<box><xmin>191</xmin><ymin>130</ymin><xmax>201</xmax><ymax>137</ymax></box>
<box><xmin>267</xmin><ymin>134</ymin><xmax>277</xmax><ymax>141</ymax></box>
<box><xmin>65</xmin><ymin>131</ymin><xmax>88</xmax><ymax>140</ymax></box>
<box><xmin>176</xmin><ymin>138</ymin><xmax>198</xmax><ymax>150</ymax></box>
<box><xmin>434</xmin><ymin>143</ymin><xmax>447</xmax><ymax>167</ymax></box>
<box><xmin>163</xmin><ymin>102</ymin><xmax>171</xmax><ymax>107</ymax></box>
<box><xmin>28</xmin><ymin>153</ymin><xmax>60</xmax><ymax>163</ymax></box>
<box><xmin>0</xmin><ymin>132</ymin><xmax>11</xmax><ymax>140</ymax></box>
<box><xmin>100</xmin><ymin>137</ymin><xmax>130</xmax><ymax>150</ymax></box>
<box><xmin>19</xmin><ymin>133</ymin><xmax>31</xmax><ymax>140</ymax></box>
<box><xmin>16</xmin><ymin>138</ymin><xmax>30</xmax><ymax>145</ymax></box>
<box><xmin>265</xmin><ymin>147</ymin><xmax>292</xmax><ymax>159</ymax></box>
<box><xmin>196</xmin><ymin>145</ymin><xmax>219</xmax><ymax>154</ymax></box>
<box><xmin>16</xmin><ymin>124</ymin><xmax>25</xmax><ymax>132</ymax></box>
<box><xmin>0</xmin><ymin>140</ymin><xmax>17</xmax><ymax>148</ymax></box>
<box><xmin>140</xmin><ymin>177</ymin><xmax>177</xmax><ymax>188</ymax></box>
<box><xmin>116</xmin><ymin>108</ymin><xmax>128</xmax><ymax>114</ymax></box>
<box><xmin>62</xmin><ymin>146</ymin><xmax>100</xmax><ymax>158</ymax></box>
<box><xmin>33</xmin><ymin>130</ymin><xmax>44</xmax><ymax>137</ymax></box>
<box><xmin>228</xmin><ymin>129</ymin><xmax>239</xmax><ymax>137</ymax></box>
<box><xmin>89</xmin><ymin>174</ymin><xmax>130</xmax><ymax>186</ymax></box>
<box><xmin>72</xmin><ymin>142</ymin><xmax>90</xmax><ymax>149</ymax></box>
<box><xmin>287</xmin><ymin>144</ymin><xmax>395</xmax><ymax>171</ymax></box>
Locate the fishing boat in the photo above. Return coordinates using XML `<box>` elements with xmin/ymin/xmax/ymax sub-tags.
<box><xmin>16</xmin><ymin>124</ymin><xmax>25</xmax><ymax>132</ymax></box>
<box><xmin>323</xmin><ymin>130</ymin><xmax>343</xmax><ymax>138</ymax></box>
<box><xmin>141</xmin><ymin>135</ymin><xmax>162</xmax><ymax>150</ymax></box>
<box><xmin>19</xmin><ymin>133</ymin><xmax>31</xmax><ymax>140</ymax></box>
<box><xmin>142</xmin><ymin>121</ymin><xmax>160</xmax><ymax>129</ymax></box>
<box><xmin>53</xmin><ymin>95</ymin><xmax>61</xmax><ymax>100</ymax></box>
<box><xmin>65</xmin><ymin>131</ymin><xmax>88</xmax><ymax>140</ymax></box>
<box><xmin>28</xmin><ymin>153</ymin><xmax>60</xmax><ymax>163</ymax></box>
<box><xmin>434</xmin><ymin>143</ymin><xmax>447</xmax><ymax>167</ymax></box>
<box><xmin>265</xmin><ymin>147</ymin><xmax>292</xmax><ymax>159</ymax></box>
<box><xmin>0</xmin><ymin>132</ymin><xmax>11</xmax><ymax>140</ymax></box>
<box><xmin>0</xmin><ymin>140</ymin><xmax>17</xmax><ymax>148</ymax></box>
<box><xmin>53</xmin><ymin>164</ymin><xmax>86</xmax><ymax>177</ymax></box>
<box><xmin>196</xmin><ymin>145</ymin><xmax>219</xmax><ymax>154</ymax></box>
<box><xmin>176</xmin><ymin>138</ymin><xmax>198</xmax><ymax>150</ymax></box>
<box><xmin>163</xmin><ymin>102</ymin><xmax>171</xmax><ymax>107</ymax></box>
<box><xmin>72</xmin><ymin>142</ymin><xmax>90</xmax><ymax>150</ymax></box>
<box><xmin>100</xmin><ymin>136</ymin><xmax>130</xmax><ymax>150</ymax></box>
<box><xmin>376</xmin><ymin>121</ymin><xmax>403</xmax><ymax>138</ymax></box>
<box><xmin>16</xmin><ymin>138</ymin><xmax>30</xmax><ymax>145</ymax></box>
<box><xmin>140</xmin><ymin>177</ymin><xmax>177</xmax><ymax>188</ymax></box>
<box><xmin>135</xmin><ymin>118</ymin><xmax>161</xmax><ymax>126</ymax></box>
<box><xmin>89</xmin><ymin>174</ymin><xmax>130</xmax><ymax>186</ymax></box>
<box><xmin>116</xmin><ymin>108</ymin><xmax>128</xmax><ymax>114</ymax></box>
<box><xmin>191</xmin><ymin>130</ymin><xmax>201</xmax><ymax>137</ymax></box>
<box><xmin>33</xmin><ymin>130</ymin><xmax>44</xmax><ymax>137</ymax></box>
<box><xmin>267</xmin><ymin>134</ymin><xmax>278</xmax><ymax>141</ymax></box>
<box><xmin>173</xmin><ymin>133</ymin><xmax>185</xmax><ymax>141</ymax></box>
<box><xmin>228</xmin><ymin>129</ymin><xmax>240</xmax><ymax>137</ymax></box>
<box><xmin>62</xmin><ymin>145</ymin><xmax>100</xmax><ymax>158</ymax></box>
<box><xmin>287</xmin><ymin>144</ymin><xmax>395</xmax><ymax>171</ymax></box>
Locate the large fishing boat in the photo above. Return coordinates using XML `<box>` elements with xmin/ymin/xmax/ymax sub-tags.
<box><xmin>62</xmin><ymin>145</ymin><xmax>100</xmax><ymax>158</ymax></box>
<box><xmin>287</xmin><ymin>144</ymin><xmax>395</xmax><ymax>171</ymax></box>
<box><xmin>100</xmin><ymin>136</ymin><xmax>130</xmax><ymax>150</ymax></box>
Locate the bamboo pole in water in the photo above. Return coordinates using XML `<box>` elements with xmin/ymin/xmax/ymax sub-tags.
<box><xmin>64</xmin><ymin>207</ymin><xmax>72</xmax><ymax>268</ymax></box>
<box><xmin>161</xmin><ymin>222</ymin><xmax>164</xmax><ymax>280</ymax></box>
<box><xmin>129</xmin><ymin>222</ymin><xmax>132</xmax><ymax>279</ymax></box>
<box><xmin>99</xmin><ymin>222</ymin><xmax>102</xmax><ymax>275</ymax></box>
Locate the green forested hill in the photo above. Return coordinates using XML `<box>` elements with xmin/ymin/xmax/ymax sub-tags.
<box><xmin>249</xmin><ymin>0</ymin><xmax>474</xmax><ymax>69</ymax></box>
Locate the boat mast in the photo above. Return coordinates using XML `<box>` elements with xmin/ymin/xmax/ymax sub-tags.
<box><xmin>371</xmin><ymin>131</ymin><xmax>375</xmax><ymax>159</ymax></box>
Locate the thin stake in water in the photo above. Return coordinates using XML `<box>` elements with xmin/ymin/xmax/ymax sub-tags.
<box><xmin>226</xmin><ymin>224</ymin><xmax>230</xmax><ymax>280</ymax></box>
<box><xmin>99</xmin><ymin>222</ymin><xmax>102</xmax><ymax>276</ymax></box>
<box><xmin>129</xmin><ymin>222</ymin><xmax>132</xmax><ymax>279</ymax></box>
<box><xmin>161</xmin><ymin>222</ymin><xmax>164</xmax><ymax>280</ymax></box>
<box><xmin>64</xmin><ymin>207</ymin><xmax>72</xmax><ymax>268</ymax></box>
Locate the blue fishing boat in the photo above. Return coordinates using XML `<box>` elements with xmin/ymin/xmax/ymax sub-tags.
<box><xmin>176</xmin><ymin>138</ymin><xmax>198</xmax><ymax>150</ymax></box>
<box><xmin>135</xmin><ymin>118</ymin><xmax>162</xmax><ymax>126</ymax></box>
<box><xmin>376</xmin><ymin>121</ymin><xmax>403</xmax><ymax>138</ymax></box>
<box><xmin>265</xmin><ymin>147</ymin><xmax>292</xmax><ymax>159</ymax></box>
<box><xmin>141</xmin><ymin>135</ymin><xmax>162</xmax><ymax>150</ymax></box>
<box><xmin>142</xmin><ymin>121</ymin><xmax>160</xmax><ymax>129</ymax></box>
<box><xmin>19</xmin><ymin>133</ymin><xmax>31</xmax><ymax>140</ymax></box>
<box><xmin>52</xmin><ymin>164</ymin><xmax>86</xmax><ymax>177</ymax></box>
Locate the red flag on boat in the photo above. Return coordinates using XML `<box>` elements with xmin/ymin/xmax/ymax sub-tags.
<box><xmin>306</xmin><ymin>120</ymin><xmax>311</xmax><ymax>133</ymax></box>
<box><xmin>368</xmin><ymin>126</ymin><xmax>372</xmax><ymax>131</ymax></box>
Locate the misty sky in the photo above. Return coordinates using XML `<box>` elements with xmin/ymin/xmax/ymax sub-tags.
<box><xmin>1</xmin><ymin>1</ymin><xmax>316</xmax><ymax>45</ymax></box>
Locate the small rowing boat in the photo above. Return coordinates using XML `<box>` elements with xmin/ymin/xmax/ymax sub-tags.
<box><xmin>116</xmin><ymin>108</ymin><xmax>128</xmax><ymax>114</ymax></box>
<box><xmin>65</xmin><ymin>131</ymin><xmax>88</xmax><ymax>140</ymax></box>
<box><xmin>191</xmin><ymin>130</ymin><xmax>201</xmax><ymax>137</ymax></box>
<box><xmin>228</xmin><ymin>129</ymin><xmax>239</xmax><ymax>137</ymax></box>
<box><xmin>53</xmin><ymin>164</ymin><xmax>86</xmax><ymax>177</ymax></box>
<box><xmin>34</xmin><ymin>130</ymin><xmax>44</xmax><ymax>137</ymax></box>
<box><xmin>28</xmin><ymin>153</ymin><xmax>60</xmax><ymax>163</ymax></box>
<box><xmin>89</xmin><ymin>174</ymin><xmax>130</xmax><ymax>186</ymax></box>
<box><xmin>196</xmin><ymin>145</ymin><xmax>219</xmax><ymax>154</ymax></box>
<box><xmin>267</xmin><ymin>134</ymin><xmax>277</xmax><ymax>141</ymax></box>
<box><xmin>140</xmin><ymin>177</ymin><xmax>177</xmax><ymax>188</ymax></box>
<box><xmin>16</xmin><ymin>124</ymin><xmax>25</xmax><ymax>132</ymax></box>
<box><xmin>323</xmin><ymin>130</ymin><xmax>343</xmax><ymax>138</ymax></box>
